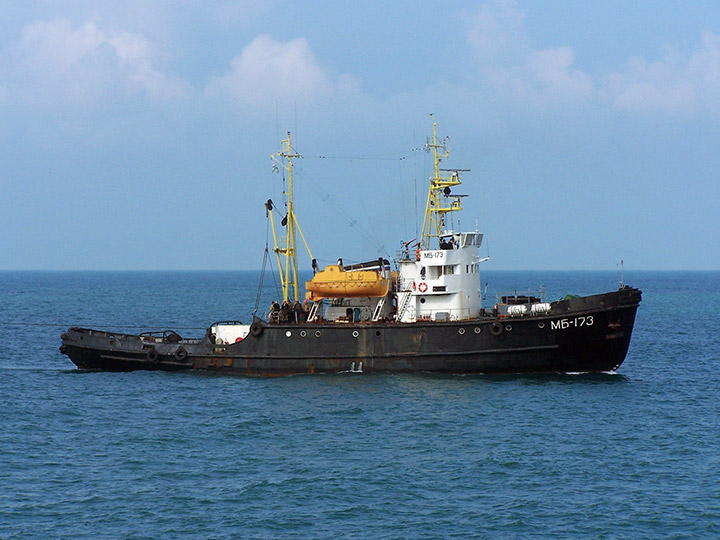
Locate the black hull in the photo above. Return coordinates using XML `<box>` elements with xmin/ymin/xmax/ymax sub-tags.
<box><xmin>60</xmin><ymin>287</ymin><xmax>641</xmax><ymax>376</ymax></box>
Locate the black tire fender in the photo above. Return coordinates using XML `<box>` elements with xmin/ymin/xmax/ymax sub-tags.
<box><xmin>174</xmin><ymin>347</ymin><xmax>188</xmax><ymax>361</ymax></box>
<box><xmin>146</xmin><ymin>349</ymin><xmax>160</xmax><ymax>362</ymax></box>
<box><xmin>250</xmin><ymin>321</ymin><xmax>264</xmax><ymax>337</ymax></box>
<box><xmin>490</xmin><ymin>322</ymin><xmax>503</xmax><ymax>336</ymax></box>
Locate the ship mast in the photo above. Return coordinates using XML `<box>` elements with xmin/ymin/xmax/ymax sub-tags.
<box><xmin>419</xmin><ymin>115</ymin><xmax>464</xmax><ymax>250</ymax></box>
<box><xmin>267</xmin><ymin>132</ymin><xmax>313</xmax><ymax>303</ymax></box>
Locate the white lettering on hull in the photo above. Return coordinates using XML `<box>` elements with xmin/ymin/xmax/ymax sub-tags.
<box><xmin>550</xmin><ymin>316</ymin><xmax>594</xmax><ymax>330</ymax></box>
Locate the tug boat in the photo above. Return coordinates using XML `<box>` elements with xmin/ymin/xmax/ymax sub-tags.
<box><xmin>60</xmin><ymin>119</ymin><xmax>641</xmax><ymax>375</ymax></box>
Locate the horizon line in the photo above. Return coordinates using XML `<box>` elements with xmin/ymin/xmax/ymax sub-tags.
<box><xmin>1</xmin><ymin>268</ymin><xmax>717</xmax><ymax>273</ymax></box>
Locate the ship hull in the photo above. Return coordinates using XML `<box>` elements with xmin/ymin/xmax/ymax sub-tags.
<box><xmin>60</xmin><ymin>287</ymin><xmax>641</xmax><ymax>375</ymax></box>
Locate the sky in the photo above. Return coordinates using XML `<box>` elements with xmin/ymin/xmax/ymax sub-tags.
<box><xmin>1</xmin><ymin>0</ymin><xmax>719</xmax><ymax>271</ymax></box>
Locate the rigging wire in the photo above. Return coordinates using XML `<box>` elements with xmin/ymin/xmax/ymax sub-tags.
<box><xmin>297</xmin><ymin>150</ymin><xmax>423</xmax><ymax>259</ymax></box>
<box><xmin>400</xmin><ymin>157</ymin><xmax>408</xmax><ymax>240</ymax></box>
<box><xmin>303</xmin><ymin>147</ymin><xmax>422</xmax><ymax>161</ymax></box>
<box><xmin>257</xmin><ymin>207</ymin><xmax>282</xmax><ymax>311</ymax></box>
<box><xmin>268</xmin><ymin>241</ymin><xmax>280</xmax><ymax>301</ymax></box>
<box><xmin>254</xmin><ymin>246</ymin><xmax>268</xmax><ymax>314</ymax></box>
<box><xmin>267</xmin><ymin>144</ymin><xmax>426</xmax><ymax>266</ymax></box>
<box><xmin>303</xmin><ymin>180</ymin><xmax>385</xmax><ymax>255</ymax></box>
<box><xmin>359</xmin><ymin>193</ymin><xmax>388</xmax><ymax>258</ymax></box>
<box><xmin>414</xmin><ymin>135</ymin><xmax>419</xmax><ymax>242</ymax></box>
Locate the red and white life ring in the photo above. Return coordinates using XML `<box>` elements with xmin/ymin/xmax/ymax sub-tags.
<box><xmin>418</xmin><ymin>282</ymin><xmax>428</xmax><ymax>293</ymax></box>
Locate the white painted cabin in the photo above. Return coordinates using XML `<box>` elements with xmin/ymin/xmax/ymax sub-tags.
<box><xmin>396</xmin><ymin>232</ymin><xmax>483</xmax><ymax>323</ymax></box>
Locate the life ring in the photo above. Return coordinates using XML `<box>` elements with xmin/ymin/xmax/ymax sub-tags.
<box><xmin>174</xmin><ymin>347</ymin><xmax>188</xmax><ymax>361</ymax></box>
<box><xmin>490</xmin><ymin>322</ymin><xmax>503</xmax><ymax>336</ymax></box>
<box><xmin>235</xmin><ymin>336</ymin><xmax>243</xmax><ymax>343</ymax></box>
<box><xmin>418</xmin><ymin>282</ymin><xmax>428</xmax><ymax>293</ymax></box>
<box><xmin>415</xmin><ymin>249</ymin><xmax>421</xmax><ymax>261</ymax></box>
<box><xmin>250</xmin><ymin>322</ymin><xmax>264</xmax><ymax>337</ymax></box>
<box><xmin>146</xmin><ymin>349</ymin><xmax>159</xmax><ymax>362</ymax></box>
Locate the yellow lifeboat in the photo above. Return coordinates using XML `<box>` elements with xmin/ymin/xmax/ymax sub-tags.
<box><xmin>305</xmin><ymin>265</ymin><xmax>391</xmax><ymax>300</ymax></box>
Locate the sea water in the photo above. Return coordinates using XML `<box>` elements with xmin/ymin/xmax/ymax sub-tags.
<box><xmin>0</xmin><ymin>270</ymin><xmax>718</xmax><ymax>539</ymax></box>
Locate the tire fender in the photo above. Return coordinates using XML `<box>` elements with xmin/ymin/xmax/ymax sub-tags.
<box><xmin>250</xmin><ymin>322</ymin><xmax>264</xmax><ymax>337</ymax></box>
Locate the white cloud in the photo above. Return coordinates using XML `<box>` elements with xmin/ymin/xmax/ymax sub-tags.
<box><xmin>464</xmin><ymin>2</ymin><xmax>720</xmax><ymax>118</ymax></box>
<box><xmin>465</xmin><ymin>1</ymin><xmax>594</xmax><ymax>104</ymax></box>
<box><xmin>3</xmin><ymin>18</ymin><xmax>191</xmax><ymax>110</ymax></box>
<box><xmin>604</xmin><ymin>31</ymin><xmax>720</xmax><ymax>116</ymax></box>
<box><xmin>466</xmin><ymin>0</ymin><xmax>527</xmax><ymax>65</ymax></box>
<box><xmin>205</xmin><ymin>34</ymin><xmax>344</xmax><ymax>108</ymax></box>
<box><xmin>527</xmin><ymin>47</ymin><xmax>593</xmax><ymax>98</ymax></box>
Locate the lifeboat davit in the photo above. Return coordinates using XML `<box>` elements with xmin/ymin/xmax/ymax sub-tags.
<box><xmin>305</xmin><ymin>264</ymin><xmax>391</xmax><ymax>301</ymax></box>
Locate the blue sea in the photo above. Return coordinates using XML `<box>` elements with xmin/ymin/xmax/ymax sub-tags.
<box><xmin>1</xmin><ymin>270</ymin><xmax>718</xmax><ymax>539</ymax></box>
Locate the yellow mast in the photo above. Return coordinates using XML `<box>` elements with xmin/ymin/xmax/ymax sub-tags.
<box><xmin>268</xmin><ymin>132</ymin><xmax>314</xmax><ymax>302</ymax></box>
<box><xmin>420</xmin><ymin>115</ymin><xmax>463</xmax><ymax>250</ymax></box>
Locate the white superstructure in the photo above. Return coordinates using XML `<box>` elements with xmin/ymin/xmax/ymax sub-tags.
<box><xmin>396</xmin><ymin>232</ymin><xmax>483</xmax><ymax>322</ymax></box>
<box><xmin>391</xmin><ymin>116</ymin><xmax>486</xmax><ymax>323</ymax></box>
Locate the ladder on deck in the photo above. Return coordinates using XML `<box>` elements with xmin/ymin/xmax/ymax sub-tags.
<box><xmin>308</xmin><ymin>302</ymin><xmax>320</xmax><ymax>322</ymax></box>
<box><xmin>372</xmin><ymin>296</ymin><xmax>386</xmax><ymax>322</ymax></box>
<box><xmin>396</xmin><ymin>285</ymin><xmax>414</xmax><ymax>322</ymax></box>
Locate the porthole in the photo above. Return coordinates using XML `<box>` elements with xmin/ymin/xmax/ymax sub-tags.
<box><xmin>420</xmin><ymin>298</ymin><xmax>426</xmax><ymax>304</ymax></box>
<box><xmin>315</xmin><ymin>330</ymin><xmax>322</xmax><ymax>338</ymax></box>
<box><xmin>538</xmin><ymin>322</ymin><xmax>545</xmax><ymax>329</ymax></box>
<box><xmin>474</xmin><ymin>327</ymin><xmax>481</xmax><ymax>334</ymax></box>
<box><xmin>285</xmin><ymin>330</ymin><xmax>292</xmax><ymax>338</ymax></box>
<box><xmin>300</xmin><ymin>330</ymin><xmax>307</xmax><ymax>337</ymax></box>
<box><xmin>505</xmin><ymin>324</ymin><xmax>513</xmax><ymax>331</ymax></box>
<box><xmin>458</xmin><ymin>328</ymin><xmax>465</xmax><ymax>335</ymax></box>
<box><xmin>352</xmin><ymin>330</ymin><xmax>359</xmax><ymax>338</ymax></box>
<box><xmin>375</xmin><ymin>330</ymin><xmax>381</xmax><ymax>337</ymax></box>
